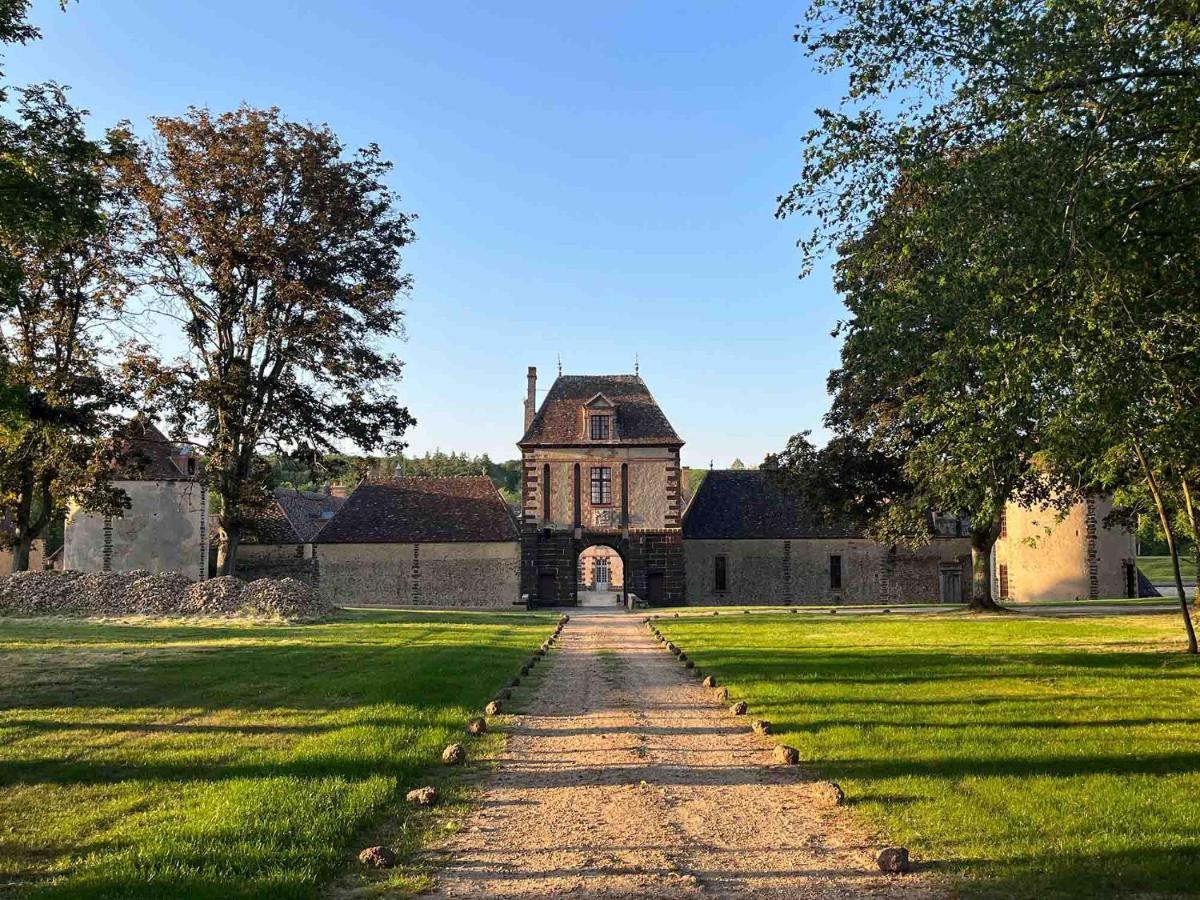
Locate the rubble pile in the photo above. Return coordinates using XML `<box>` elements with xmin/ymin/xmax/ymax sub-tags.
<box><xmin>181</xmin><ymin>576</ymin><xmax>245</xmax><ymax>615</ymax></box>
<box><xmin>240</xmin><ymin>577</ymin><xmax>333</xmax><ymax>621</ymax></box>
<box><xmin>0</xmin><ymin>570</ymin><xmax>333</xmax><ymax>622</ymax></box>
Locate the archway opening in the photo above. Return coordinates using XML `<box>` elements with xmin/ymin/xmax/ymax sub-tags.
<box><xmin>577</xmin><ymin>544</ymin><xmax>624</xmax><ymax>608</ymax></box>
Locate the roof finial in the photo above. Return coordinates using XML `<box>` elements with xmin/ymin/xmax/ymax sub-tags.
<box><xmin>635</xmin><ymin>353</ymin><xmax>639</xmax><ymax>376</ymax></box>
<box><xmin>557</xmin><ymin>354</ymin><xmax>562</xmax><ymax>377</ymax></box>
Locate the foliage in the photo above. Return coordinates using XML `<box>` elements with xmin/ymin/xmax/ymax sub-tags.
<box><xmin>0</xmin><ymin>608</ymin><xmax>555</xmax><ymax>898</ymax></box>
<box><xmin>778</xmin><ymin>1</ymin><xmax>1200</xmax><ymax>627</ymax></box>
<box><xmin>659</xmin><ymin>611</ymin><xmax>1200</xmax><ymax>899</ymax></box>
<box><xmin>114</xmin><ymin>107</ymin><xmax>417</xmax><ymax>574</ymax></box>
<box><xmin>0</xmin><ymin>85</ymin><xmax>132</xmax><ymax>569</ymax></box>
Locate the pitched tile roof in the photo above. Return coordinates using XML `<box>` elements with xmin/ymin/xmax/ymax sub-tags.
<box><xmin>113</xmin><ymin>419</ymin><xmax>196</xmax><ymax>481</ymax></box>
<box><xmin>682</xmin><ymin>470</ymin><xmax>861</xmax><ymax>540</ymax></box>
<box><xmin>247</xmin><ymin>488</ymin><xmax>347</xmax><ymax>544</ymax></box>
<box><xmin>519</xmin><ymin>374</ymin><xmax>683</xmax><ymax>447</ymax></box>
<box><xmin>316</xmin><ymin>476</ymin><xmax>518</xmax><ymax>544</ymax></box>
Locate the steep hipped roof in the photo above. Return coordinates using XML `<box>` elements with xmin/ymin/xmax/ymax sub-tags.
<box><xmin>113</xmin><ymin>419</ymin><xmax>195</xmax><ymax>481</ymax></box>
<box><xmin>248</xmin><ymin>488</ymin><xmax>347</xmax><ymax>544</ymax></box>
<box><xmin>519</xmin><ymin>374</ymin><xmax>682</xmax><ymax>448</ymax></box>
<box><xmin>316</xmin><ymin>476</ymin><xmax>518</xmax><ymax>544</ymax></box>
<box><xmin>682</xmin><ymin>470</ymin><xmax>861</xmax><ymax>540</ymax></box>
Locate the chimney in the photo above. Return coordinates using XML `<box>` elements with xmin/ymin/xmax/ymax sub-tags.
<box><xmin>329</xmin><ymin>483</ymin><xmax>349</xmax><ymax>498</ymax></box>
<box><xmin>524</xmin><ymin>366</ymin><xmax>537</xmax><ymax>432</ymax></box>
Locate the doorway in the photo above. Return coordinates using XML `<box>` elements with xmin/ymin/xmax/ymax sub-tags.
<box><xmin>939</xmin><ymin>564</ymin><xmax>963</xmax><ymax>604</ymax></box>
<box><xmin>577</xmin><ymin>544</ymin><xmax>624</xmax><ymax>608</ymax></box>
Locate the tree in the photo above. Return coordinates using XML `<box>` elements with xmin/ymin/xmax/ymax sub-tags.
<box><xmin>779</xmin><ymin>1</ymin><xmax>1200</xmax><ymax>637</ymax></box>
<box><xmin>0</xmin><ymin>85</ymin><xmax>132</xmax><ymax>570</ymax></box>
<box><xmin>117</xmin><ymin>106</ymin><xmax>417</xmax><ymax>574</ymax></box>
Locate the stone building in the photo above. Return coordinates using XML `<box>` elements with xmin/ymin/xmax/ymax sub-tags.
<box><xmin>314</xmin><ymin>476</ymin><xmax>520</xmax><ymax>607</ymax></box>
<box><xmin>237</xmin><ymin>486</ymin><xmax>347</xmax><ymax>583</ymax></box>
<box><xmin>63</xmin><ymin>420</ymin><xmax>209</xmax><ymax>580</ymax></box>
<box><xmin>683</xmin><ymin>469</ymin><xmax>972</xmax><ymax>605</ymax></box>
<box><xmin>519</xmin><ymin>368</ymin><xmax>685</xmax><ymax>606</ymax></box>
<box><xmin>993</xmin><ymin>496</ymin><xmax>1138</xmax><ymax>601</ymax></box>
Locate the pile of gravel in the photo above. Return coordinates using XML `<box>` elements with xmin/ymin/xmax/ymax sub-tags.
<box><xmin>241</xmin><ymin>577</ymin><xmax>333</xmax><ymax>621</ymax></box>
<box><xmin>181</xmin><ymin>575</ymin><xmax>245</xmax><ymax>615</ymax></box>
<box><xmin>0</xmin><ymin>570</ymin><xmax>333</xmax><ymax>622</ymax></box>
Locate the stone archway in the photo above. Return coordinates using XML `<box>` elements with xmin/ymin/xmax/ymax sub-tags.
<box><xmin>576</xmin><ymin>541</ymin><xmax>626</xmax><ymax>608</ymax></box>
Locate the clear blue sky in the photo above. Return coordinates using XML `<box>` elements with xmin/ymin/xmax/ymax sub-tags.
<box><xmin>9</xmin><ymin>1</ymin><xmax>845</xmax><ymax>468</ymax></box>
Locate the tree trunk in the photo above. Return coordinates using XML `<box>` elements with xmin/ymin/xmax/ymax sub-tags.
<box><xmin>216</xmin><ymin>521</ymin><xmax>241</xmax><ymax>577</ymax></box>
<box><xmin>1181</xmin><ymin>478</ymin><xmax>1199</xmax><ymax>598</ymax></box>
<box><xmin>10</xmin><ymin>463</ymin><xmax>35</xmax><ymax>573</ymax></box>
<box><xmin>967</xmin><ymin>511</ymin><xmax>1003</xmax><ymax>611</ymax></box>
<box><xmin>1135</xmin><ymin>442</ymin><xmax>1197</xmax><ymax>653</ymax></box>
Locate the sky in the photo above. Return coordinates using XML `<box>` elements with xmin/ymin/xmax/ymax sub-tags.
<box><xmin>7</xmin><ymin>1</ymin><xmax>846</xmax><ymax>468</ymax></box>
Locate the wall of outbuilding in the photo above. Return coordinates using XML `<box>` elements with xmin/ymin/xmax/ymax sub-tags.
<box><xmin>236</xmin><ymin>543</ymin><xmax>318</xmax><ymax>585</ymax></box>
<box><xmin>64</xmin><ymin>480</ymin><xmax>208</xmax><ymax>580</ymax></box>
<box><xmin>315</xmin><ymin>541</ymin><xmax>520</xmax><ymax>607</ymax></box>
<box><xmin>684</xmin><ymin>537</ymin><xmax>971</xmax><ymax>606</ymax></box>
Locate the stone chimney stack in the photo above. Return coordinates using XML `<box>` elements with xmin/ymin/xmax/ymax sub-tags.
<box><xmin>329</xmin><ymin>483</ymin><xmax>350</xmax><ymax>498</ymax></box>
<box><xmin>524</xmin><ymin>366</ymin><xmax>537</xmax><ymax>432</ymax></box>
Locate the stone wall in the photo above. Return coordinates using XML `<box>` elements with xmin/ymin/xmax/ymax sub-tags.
<box><xmin>994</xmin><ymin>496</ymin><xmax>1135</xmax><ymax>601</ymax></box>
<box><xmin>0</xmin><ymin>540</ymin><xmax>45</xmax><ymax>575</ymax></box>
<box><xmin>521</xmin><ymin>528</ymin><xmax>685</xmax><ymax>606</ymax></box>
<box><xmin>316</xmin><ymin>541</ymin><xmax>520</xmax><ymax>607</ymax></box>
<box><xmin>237</xmin><ymin>543</ymin><xmax>318</xmax><ymax>585</ymax></box>
<box><xmin>64</xmin><ymin>479</ymin><xmax>208</xmax><ymax>580</ymax></box>
<box><xmin>685</xmin><ymin>538</ymin><xmax>971</xmax><ymax>606</ymax></box>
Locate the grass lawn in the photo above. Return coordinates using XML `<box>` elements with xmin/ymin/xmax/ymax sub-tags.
<box><xmin>655</xmin><ymin>611</ymin><xmax>1200</xmax><ymax>899</ymax></box>
<box><xmin>1138</xmin><ymin>555</ymin><xmax>1198</xmax><ymax>584</ymax></box>
<box><xmin>0</xmin><ymin>608</ymin><xmax>553</xmax><ymax>900</ymax></box>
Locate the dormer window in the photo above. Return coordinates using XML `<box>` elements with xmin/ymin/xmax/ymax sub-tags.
<box><xmin>583</xmin><ymin>392</ymin><xmax>618</xmax><ymax>441</ymax></box>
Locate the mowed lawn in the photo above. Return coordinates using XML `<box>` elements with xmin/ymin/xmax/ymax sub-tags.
<box><xmin>1138</xmin><ymin>555</ymin><xmax>1198</xmax><ymax>584</ymax></box>
<box><xmin>0</xmin><ymin>608</ymin><xmax>553</xmax><ymax>899</ymax></box>
<box><xmin>656</xmin><ymin>611</ymin><xmax>1200</xmax><ymax>899</ymax></box>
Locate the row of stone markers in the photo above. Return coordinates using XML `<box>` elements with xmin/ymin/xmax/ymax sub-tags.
<box><xmin>357</xmin><ymin>615</ymin><xmax>570</xmax><ymax>871</ymax></box>
<box><xmin>642</xmin><ymin>615</ymin><xmax>913</xmax><ymax>877</ymax></box>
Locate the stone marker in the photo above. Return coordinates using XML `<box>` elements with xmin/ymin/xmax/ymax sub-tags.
<box><xmin>815</xmin><ymin>781</ymin><xmax>845</xmax><ymax>806</ymax></box>
<box><xmin>678</xmin><ymin>652</ymin><xmax>688</xmax><ymax>661</ymax></box>
<box><xmin>467</xmin><ymin>717</ymin><xmax>487</xmax><ymax>735</ymax></box>
<box><xmin>442</xmin><ymin>743</ymin><xmax>465</xmax><ymax>765</ymax></box>
<box><xmin>772</xmin><ymin>744</ymin><xmax>800</xmax><ymax>765</ymax></box>
<box><xmin>731</xmin><ymin>700</ymin><xmax>748</xmax><ymax>715</ymax></box>
<box><xmin>752</xmin><ymin>719</ymin><xmax>772</xmax><ymax>735</ymax></box>
<box><xmin>877</xmin><ymin>847</ymin><xmax>911</xmax><ymax>874</ymax></box>
<box><xmin>406</xmin><ymin>786</ymin><xmax>439</xmax><ymax>807</ymax></box>
<box><xmin>684</xmin><ymin>659</ymin><xmax>695</xmax><ymax>669</ymax></box>
<box><xmin>714</xmin><ymin>686</ymin><xmax>729</xmax><ymax>701</ymax></box>
<box><xmin>485</xmin><ymin>700</ymin><xmax>503</xmax><ymax>716</ymax></box>
<box><xmin>702</xmin><ymin>675</ymin><xmax>717</xmax><ymax>688</ymax></box>
<box><xmin>509</xmin><ymin>676</ymin><xmax>521</xmax><ymax>687</ymax></box>
<box><xmin>358</xmin><ymin>846</ymin><xmax>396</xmax><ymax>868</ymax></box>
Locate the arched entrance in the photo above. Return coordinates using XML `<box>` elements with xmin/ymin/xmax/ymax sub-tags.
<box><xmin>577</xmin><ymin>544</ymin><xmax>625</xmax><ymax>608</ymax></box>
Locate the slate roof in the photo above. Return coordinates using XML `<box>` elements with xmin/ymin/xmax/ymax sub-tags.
<box><xmin>113</xmin><ymin>419</ymin><xmax>195</xmax><ymax>481</ymax></box>
<box><xmin>519</xmin><ymin>375</ymin><xmax>683</xmax><ymax>447</ymax></box>
<box><xmin>316</xmin><ymin>476</ymin><xmax>518</xmax><ymax>544</ymax></box>
<box><xmin>247</xmin><ymin>488</ymin><xmax>347</xmax><ymax>544</ymax></box>
<box><xmin>682</xmin><ymin>470</ymin><xmax>861</xmax><ymax>540</ymax></box>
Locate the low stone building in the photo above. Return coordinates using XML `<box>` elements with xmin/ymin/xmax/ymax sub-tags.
<box><xmin>314</xmin><ymin>476</ymin><xmax>520</xmax><ymax>607</ymax></box>
<box><xmin>64</xmin><ymin>420</ymin><xmax>208</xmax><ymax>580</ymax></box>
<box><xmin>683</xmin><ymin>470</ymin><xmax>972</xmax><ymax>605</ymax></box>
<box><xmin>238</xmin><ymin>486</ymin><xmax>347</xmax><ymax>583</ymax></box>
<box><xmin>993</xmin><ymin>496</ymin><xmax>1137</xmax><ymax>601</ymax></box>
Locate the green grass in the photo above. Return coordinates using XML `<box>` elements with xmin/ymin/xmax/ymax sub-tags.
<box><xmin>0</xmin><ymin>608</ymin><xmax>553</xmax><ymax>899</ymax></box>
<box><xmin>655</xmin><ymin>612</ymin><xmax>1200</xmax><ymax>899</ymax></box>
<box><xmin>1138</xmin><ymin>555</ymin><xmax>1198</xmax><ymax>584</ymax></box>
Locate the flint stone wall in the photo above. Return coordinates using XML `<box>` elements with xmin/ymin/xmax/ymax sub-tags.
<box><xmin>316</xmin><ymin>541</ymin><xmax>520</xmax><ymax>607</ymax></box>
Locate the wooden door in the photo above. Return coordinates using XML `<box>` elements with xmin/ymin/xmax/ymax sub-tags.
<box><xmin>645</xmin><ymin>572</ymin><xmax>665</xmax><ymax>605</ymax></box>
<box><xmin>537</xmin><ymin>572</ymin><xmax>557</xmax><ymax>604</ymax></box>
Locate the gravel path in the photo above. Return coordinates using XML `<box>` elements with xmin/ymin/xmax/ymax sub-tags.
<box><xmin>430</xmin><ymin>611</ymin><xmax>939</xmax><ymax>898</ymax></box>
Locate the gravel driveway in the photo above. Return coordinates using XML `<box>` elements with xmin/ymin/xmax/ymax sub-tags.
<box><xmin>430</xmin><ymin>611</ymin><xmax>938</xmax><ymax>898</ymax></box>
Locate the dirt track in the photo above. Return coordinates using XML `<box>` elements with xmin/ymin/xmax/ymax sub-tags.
<box><xmin>430</xmin><ymin>612</ymin><xmax>938</xmax><ymax>898</ymax></box>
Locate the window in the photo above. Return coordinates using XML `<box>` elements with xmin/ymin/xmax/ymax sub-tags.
<box><xmin>999</xmin><ymin>507</ymin><xmax>1007</xmax><ymax>539</ymax></box>
<box><xmin>590</xmin><ymin>415</ymin><xmax>611</xmax><ymax>440</ymax></box>
<box><xmin>999</xmin><ymin>563</ymin><xmax>1010</xmax><ymax>599</ymax></box>
<box><xmin>829</xmin><ymin>555</ymin><xmax>842</xmax><ymax>591</ymax></box>
<box><xmin>590</xmin><ymin>466</ymin><xmax>612</xmax><ymax>505</ymax></box>
<box><xmin>714</xmin><ymin>555</ymin><xmax>728</xmax><ymax>592</ymax></box>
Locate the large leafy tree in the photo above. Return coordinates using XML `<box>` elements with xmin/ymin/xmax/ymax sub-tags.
<box><xmin>116</xmin><ymin>106</ymin><xmax>416</xmax><ymax>573</ymax></box>
<box><xmin>0</xmin><ymin>85</ymin><xmax>133</xmax><ymax>570</ymax></box>
<box><xmin>779</xmin><ymin>2</ymin><xmax>1200</xmax><ymax>636</ymax></box>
